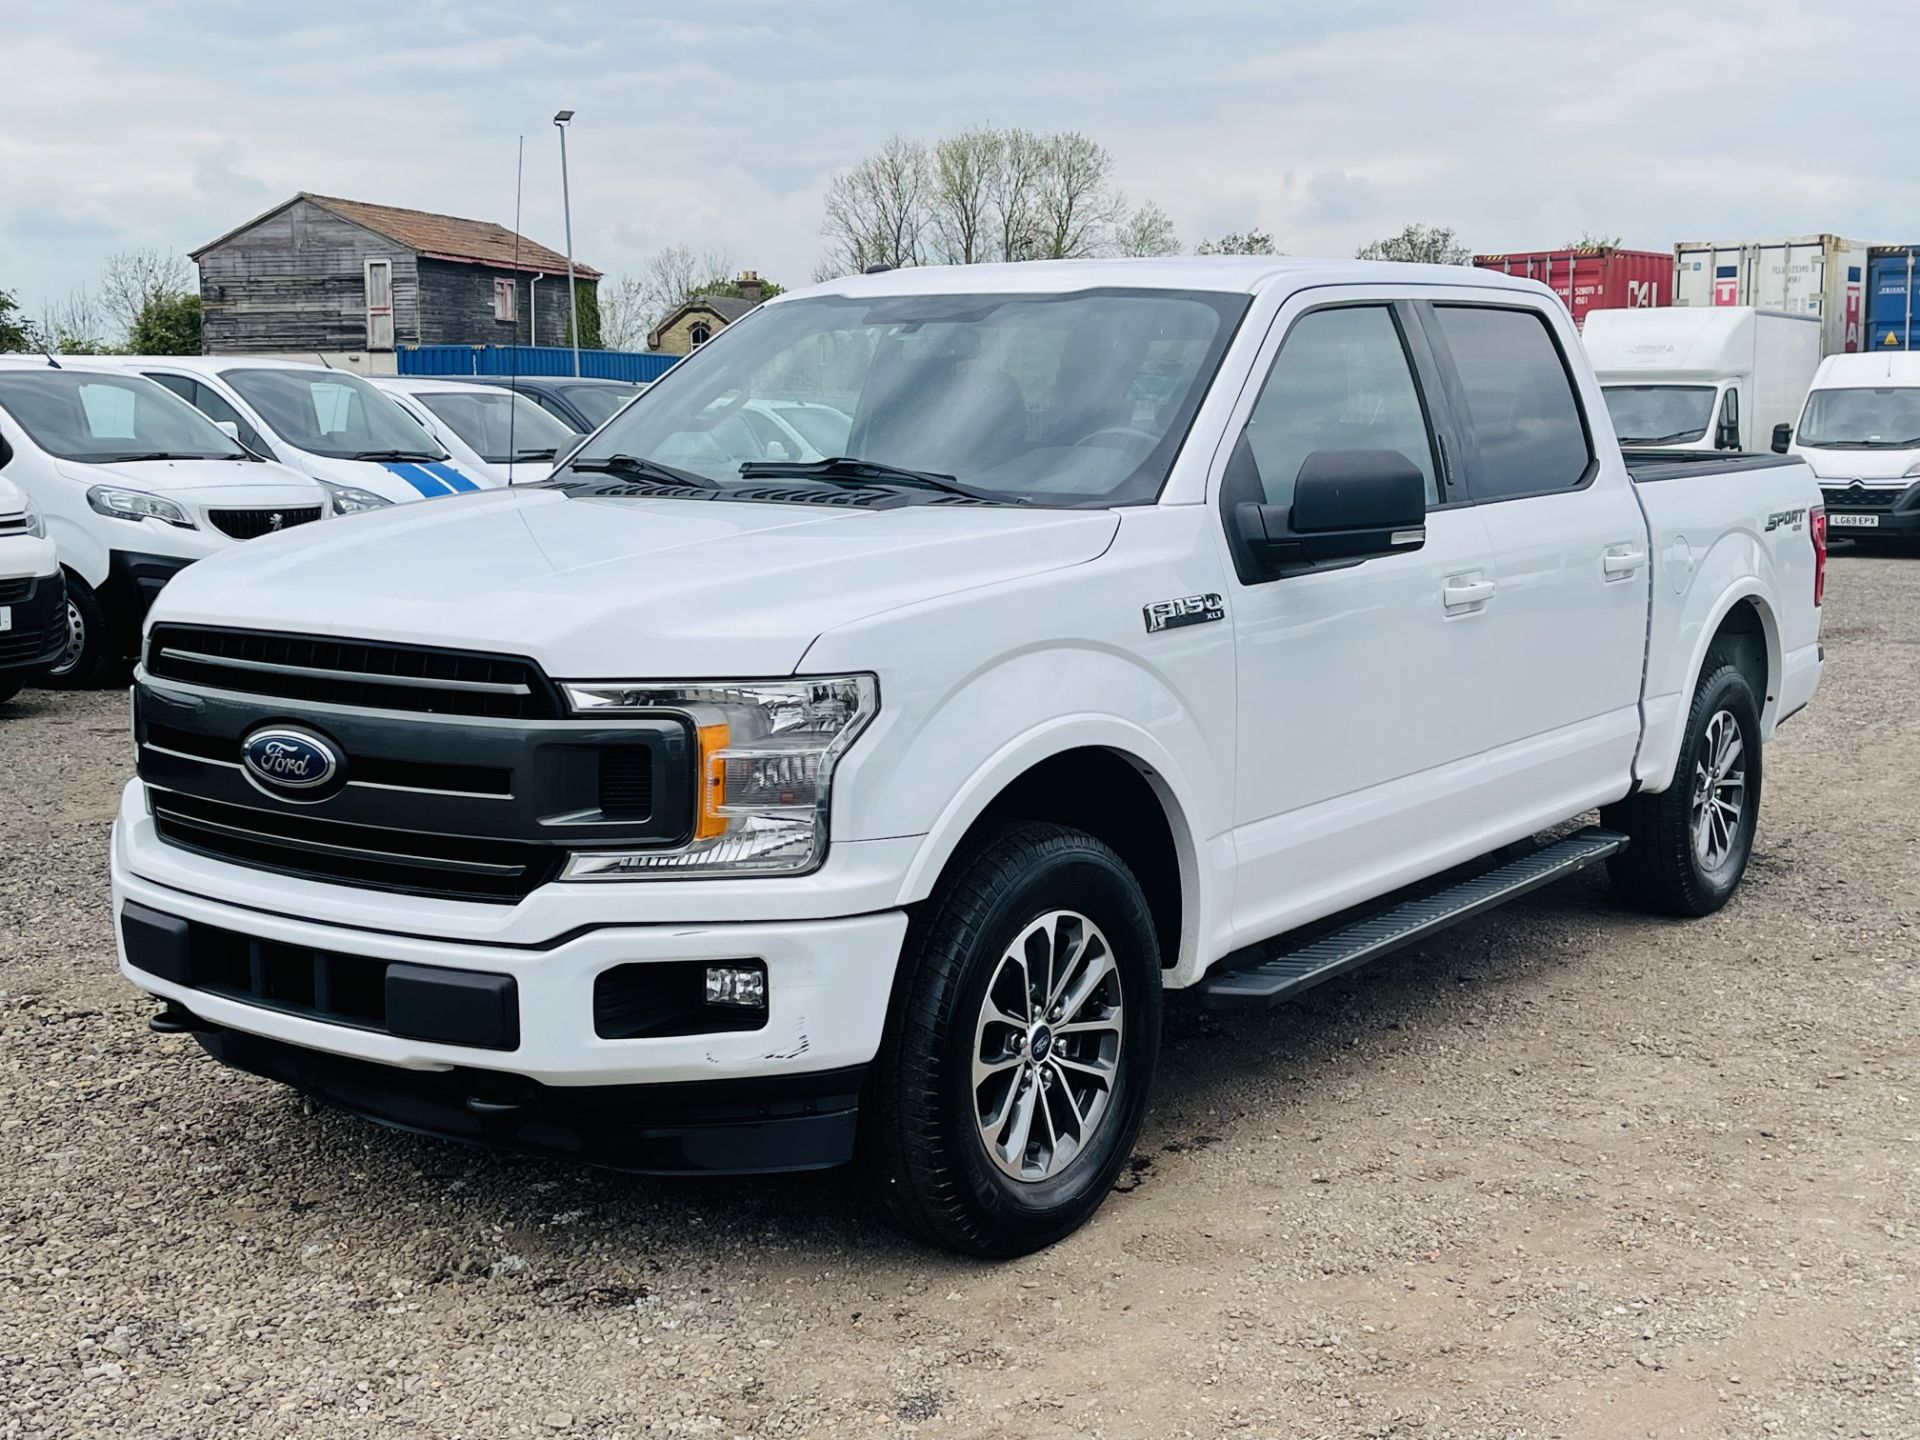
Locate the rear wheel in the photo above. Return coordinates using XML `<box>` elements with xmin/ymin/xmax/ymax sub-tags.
<box><xmin>0</xmin><ymin>676</ymin><xmax>23</xmax><ymax>707</ymax></box>
<box><xmin>1603</xmin><ymin>659</ymin><xmax>1762</xmax><ymax>917</ymax></box>
<box><xmin>862</xmin><ymin>820</ymin><xmax>1163</xmax><ymax>1256</ymax></box>
<box><xmin>44</xmin><ymin>573</ymin><xmax>112</xmax><ymax>689</ymax></box>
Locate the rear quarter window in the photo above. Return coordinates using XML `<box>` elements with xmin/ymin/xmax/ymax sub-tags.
<box><xmin>1432</xmin><ymin>305</ymin><xmax>1593</xmax><ymax>500</ymax></box>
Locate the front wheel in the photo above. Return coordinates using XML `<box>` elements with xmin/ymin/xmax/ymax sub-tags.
<box><xmin>44</xmin><ymin>572</ymin><xmax>112</xmax><ymax>689</ymax></box>
<box><xmin>861</xmin><ymin>820</ymin><xmax>1163</xmax><ymax>1257</ymax></box>
<box><xmin>1603</xmin><ymin>659</ymin><xmax>1763</xmax><ymax>917</ymax></box>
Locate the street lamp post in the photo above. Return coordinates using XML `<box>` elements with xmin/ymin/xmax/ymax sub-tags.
<box><xmin>553</xmin><ymin>109</ymin><xmax>579</xmax><ymax>377</ymax></box>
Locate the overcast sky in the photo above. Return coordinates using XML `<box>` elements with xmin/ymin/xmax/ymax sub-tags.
<box><xmin>3</xmin><ymin>0</ymin><xmax>1912</xmax><ymax>320</ymax></box>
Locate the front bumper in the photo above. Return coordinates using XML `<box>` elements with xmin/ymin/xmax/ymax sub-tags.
<box><xmin>105</xmin><ymin>550</ymin><xmax>194</xmax><ymax>634</ymax></box>
<box><xmin>1820</xmin><ymin>481</ymin><xmax>1920</xmax><ymax>536</ymax></box>
<box><xmin>112</xmin><ymin>799</ymin><xmax>911</xmax><ymax>1173</ymax></box>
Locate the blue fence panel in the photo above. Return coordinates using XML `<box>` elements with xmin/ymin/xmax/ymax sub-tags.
<box><xmin>398</xmin><ymin>345</ymin><xmax>681</xmax><ymax>383</ymax></box>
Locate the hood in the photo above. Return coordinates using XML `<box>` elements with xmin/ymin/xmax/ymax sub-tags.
<box><xmin>1793</xmin><ymin>446</ymin><xmax>1920</xmax><ymax>483</ymax></box>
<box><xmin>54</xmin><ymin>455</ymin><xmax>322</xmax><ymax>498</ymax></box>
<box><xmin>296</xmin><ymin>452</ymin><xmax>496</xmax><ymax>504</ymax></box>
<box><xmin>149</xmin><ymin>487</ymin><xmax>1121</xmax><ymax>677</ymax></box>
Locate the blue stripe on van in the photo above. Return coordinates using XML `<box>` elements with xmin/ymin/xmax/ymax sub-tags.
<box><xmin>423</xmin><ymin>461</ymin><xmax>480</xmax><ymax>493</ymax></box>
<box><xmin>380</xmin><ymin>462</ymin><xmax>451</xmax><ymax>497</ymax></box>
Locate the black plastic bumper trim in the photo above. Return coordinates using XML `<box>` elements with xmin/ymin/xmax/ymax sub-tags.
<box><xmin>185</xmin><ymin>1021</ymin><xmax>864</xmax><ymax>1175</ymax></box>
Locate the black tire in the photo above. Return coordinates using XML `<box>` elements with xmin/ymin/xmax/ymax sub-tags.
<box><xmin>44</xmin><ymin>571</ymin><xmax>112</xmax><ymax>689</ymax></box>
<box><xmin>0</xmin><ymin>676</ymin><xmax>23</xmax><ymax>707</ymax></box>
<box><xmin>861</xmin><ymin>820</ymin><xmax>1163</xmax><ymax>1257</ymax></box>
<box><xmin>1603</xmin><ymin>659</ymin><xmax>1763</xmax><ymax>917</ymax></box>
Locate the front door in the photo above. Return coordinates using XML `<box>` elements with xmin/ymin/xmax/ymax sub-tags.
<box><xmin>1220</xmin><ymin>293</ymin><xmax>1501</xmax><ymax>946</ymax></box>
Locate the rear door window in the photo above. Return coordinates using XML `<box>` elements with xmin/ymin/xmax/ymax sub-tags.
<box><xmin>1428</xmin><ymin>305</ymin><xmax>1593</xmax><ymax>499</ymax></box>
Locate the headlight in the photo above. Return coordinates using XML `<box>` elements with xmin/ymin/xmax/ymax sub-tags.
<box><xmin>19</xmin><ymin>497</ymin><xmax>46</xmax><ymax>539</ymax></box>
<box><xmin>560</xmin><ymin>675</ymin><xmax>879</xmax><ymax>878</ymax></box>
<box><xmin>320</xmin><ymin>480</ymin><xmax>393</xmax><ymax>515</ymax></box>
<box><xmin>1904</xmin><ymin>462</ymin><xmax>1920</xmax><ymax>478</ymax></box>
<box><xmin>86</xmin><ymin>486</ymin><xmax>196</xmax><ymax>529</ymax></box>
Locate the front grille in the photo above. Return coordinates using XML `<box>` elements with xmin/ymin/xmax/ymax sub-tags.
<box><xmin>145</xmin><ymin>721</ymin><xmax>512</xmax><ymax>797</ymax></box>
<box><xmin>0</xmin><ymin>515</ymin><xmax>27</xmax><ymax>537</ymax></box>
<box><xmin>149</xmin><ymin>788</ymin><xmax>562</xmax><ymax>902</ymax></box>
<box><xmin>0</xmin><ymin>577</ymin><xmax>32</xmax><ymax>604</ymax></box>
<box><xmin>1822</xmin><ymin>486</ymin><xmax>1904</xmax><ymax>512</ymax></box>
<box><xmin>0</xmin><ymin>609</ymin><xmax>63</xmax><ymax>666</ymax></box>
<box><xmin>598</xmin><ymin>749</ymin><xmax>654</xmax><ymax>818</ymax></box>
<box><xmin>145</xmin><ymin>625</ymin><xmax>562</xmax><ymax>720</ymax></box>
<box><xmin>209</xmin><ymin>506</ymin><xmax>324</xmax><ymax>540</ymax></box>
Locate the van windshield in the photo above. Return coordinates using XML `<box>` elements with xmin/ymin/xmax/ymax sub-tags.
<box><xmin>559</xmin><ymin>288</ymin><xmax>1248</xmax><ymax>507</ymax></box>
<box><xmin>1797</xmin><ymin>386</ymin><xmax>1920</xmax><ymax>448</ymax></box>
<box><xmin>223</xmin><ymin>368</ymin><xmax>447</xmax><ymax>461</ymax></box>
<box><xmin>1602</xmin><ymin>385</ymin><xmax>1716</xmax><ymax>446</ymax></box>
<box><xmin>0</xmin><ymin>370</ymin><xmax>250</xmax><ymax>463</ymax></box>
<box><xmin>418</xmin><ymin>389</ymin><xmax>577</xmax><ymax>462</ymax></box>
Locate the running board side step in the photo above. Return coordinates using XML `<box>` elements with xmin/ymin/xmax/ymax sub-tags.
<box><xmin>1198</xmin><ymin>826</ymin><xmax>1629</xmax><ymax>1011</ymax></box>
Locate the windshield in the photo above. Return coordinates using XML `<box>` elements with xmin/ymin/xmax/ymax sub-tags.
<box><xmin>559</xmin><ymin>384</ymin><xmax>642</xmax><ymax>428</ymax></box>
<box><xmin>562</xmin><ymin>288</ymin><xmax>1248</xmax><ymax>506</ymax></box>
<box><xmin>1602</xmin><ymin>385</ymin><xmax>1717</xmax><ymax>445</ymax></box>
<box><xmin>418</xmin><ymin>389</ymin><xmax>576</xmax><ymax>462</ymax></box>
<box><xmin>223</xmin><ymin>368</ymin><xmax>446</xmax><ymax>460</ymax></box>
<box><xmin>1797</xmin><ymin>386</ymin><xmax>1920</xmax><ymax>448</ymax></box>
<box><xmin>0</xmin><ymin>369</ymin><xmax>250</xmax><ymax>463</ymax></box>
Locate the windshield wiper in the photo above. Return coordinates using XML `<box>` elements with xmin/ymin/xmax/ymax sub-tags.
<box><xmin>565</xmin><ymin>453</ymin><xmax>717</xmax><ymax>488</ymax></box>
<box><xmin>352</xmin><ymin>448</ymin><xmax>446</xmax><ymax>462</ymax></box>
<box><xmin>511</xmin><ymin>447</ymin><xmax>558</xmax><ymax>460</ymax></box>
<box><xmin>737</xmin><ymin>455</ymin><xmax>1023</xmax><ymax>505</ymax></box>
<box><xmin>99</xmin><ymin>450</ymin><xmax>226</xmax><ymax>462</ymax></box>
<box><xmin>1619</xmin><ymin>431</ymin><xmax>1707</xmax><ymax>447</ymax></box>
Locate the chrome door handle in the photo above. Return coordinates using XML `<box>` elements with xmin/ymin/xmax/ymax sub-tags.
<box><xmin>1603</xmin><ymin>545</ymin><xmax>1647</xmax><ymax>577</ymax></box>
<box><xmin>1443</xmin><ymin>576</ymin><xmax>1497</xmax><ymax>610</ymax></box>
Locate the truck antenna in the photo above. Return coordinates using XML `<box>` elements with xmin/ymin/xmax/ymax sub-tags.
<box><xmin>41</xmin><ymin>348</ymin><xmax>60</xmax><ymax>369</ymax></box>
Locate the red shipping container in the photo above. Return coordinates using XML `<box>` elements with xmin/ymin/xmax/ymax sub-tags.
<box><xmin>1471</xmin><ymin>247</ymin><xmax>1670</xmax><ymax>328</ymax></box>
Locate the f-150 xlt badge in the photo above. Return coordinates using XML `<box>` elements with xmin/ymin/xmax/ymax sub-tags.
<box><xmin>1143</xmin><ymin>593</ymin><xmax>1225</xmax><ymax>633</ymax></box>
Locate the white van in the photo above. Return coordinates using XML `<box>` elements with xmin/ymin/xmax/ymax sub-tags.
<box><xmin>1787</xmin><ymin>351</ymin><xmax>1920</xmax><ymax>538</ymax></box>
<box><xmin>369</xmin><ymin>376</ymin><xmax>578</xmax><ymax>485</ymax></box>
<box><xmin>0</xmin><ymin>360</ymin><xmax>328</xmax><ymax>683</ymax></box>
<box><xmin>0</xmin><ymin>474</ymin><xmax>63</xmax><ymax>705</ymax></box>
<box><xmin>1585</xmin><ymin>307</ymin><xmax>1821</xmax><ymax>453</ymax></box>
<box><xmin>72</xmin><ymin>357</ymin><xmax>492</xmax><ymax>513</ymax></box>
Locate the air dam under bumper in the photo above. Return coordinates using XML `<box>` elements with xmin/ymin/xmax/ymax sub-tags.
<box><xmin>112</xmin><ymin>843</ymin><xmax>909</xmax><ymax>1174</ymax></box>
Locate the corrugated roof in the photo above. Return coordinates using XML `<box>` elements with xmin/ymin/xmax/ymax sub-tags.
<box><xmin>194</xmin><ymin>193</ymin><xmax>600</xmax><ymax>279</ymax></box>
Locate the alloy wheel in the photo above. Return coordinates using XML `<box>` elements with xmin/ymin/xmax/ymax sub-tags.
<box><xmin>1691</xmin><ymin>709</ymin><xmax>1746</xmax><ymax>874</ymax></box>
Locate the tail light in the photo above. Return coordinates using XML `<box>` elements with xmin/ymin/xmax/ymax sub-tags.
<box><xmin>1810</xmin><ymin>504</ymin><xmax>1827</xmax><ymax>607</ymax></box>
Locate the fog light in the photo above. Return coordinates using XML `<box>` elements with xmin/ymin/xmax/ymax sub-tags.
<box><xmin>704</xmin><ymin>964</ymin><xmax>766</xmax><ymax>1009</ymax></box>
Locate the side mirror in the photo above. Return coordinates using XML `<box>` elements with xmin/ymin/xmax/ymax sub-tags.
<box><xmin>1233</xmin><ymin>449</ymin><xmax>1427</xmax><ymax>578</ymax></box>
<box><xmin>1716</xmin><ymin>419</ymin><xmax>1739</xmax><ymax>451</ymax></box>
<box><xmin>1771</xmin><ymin>423</ymin><xmax>1792</xmax><ymax>454</ymax></box>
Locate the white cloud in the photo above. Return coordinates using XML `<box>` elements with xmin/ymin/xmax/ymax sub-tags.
<box><xmin>2</xmin><ymin>0</ymin><xmax>1912</xmax><ymax>321</ymax></box>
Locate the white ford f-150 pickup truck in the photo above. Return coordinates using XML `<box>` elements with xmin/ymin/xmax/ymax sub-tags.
<box><xmin>111</xmin><ymin>258</ymin><xmax>1826</xmax><ymax>1255</ymax></box>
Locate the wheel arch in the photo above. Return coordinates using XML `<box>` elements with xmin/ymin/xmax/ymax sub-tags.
<box><xmin>895</xmin><ymin>725</ymin><xmax>1208</xmax><ymax>980</ymax></box>
<box><xmin>1639</xmin><ymin>580</ymin><xmax>1781</xmax><ymax>793</ymax></box>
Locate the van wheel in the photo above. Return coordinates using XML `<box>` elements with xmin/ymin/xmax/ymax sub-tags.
<box><xmin>862</xmin><ymin>820</ymin><xmax>1163</xmax><ymax>1257</ymax></box>
<box><xmin>1602</xmin><ymin>660</ymin><xmax>1762</xmax><ymax>917</ymax></box>
<box><xmin>44</xmin><ymin>573</ymin><xmax>111</xmax><ymax>689</ymax></box>
<box><xmin>0</xmin><ymin>677</ymin><xmax>22</xmax><ymax>706</ymax></box>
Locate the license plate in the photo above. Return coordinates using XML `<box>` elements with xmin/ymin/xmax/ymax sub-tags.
<box><xmin>0</xmin><ymin>606</ymin><xmax>10</xmax><ymax>633</ymax></box>
<box><xmin>1830</xmin><ymin>513</ymin><xmax>1880</xmax><ymax>528</ymax></box>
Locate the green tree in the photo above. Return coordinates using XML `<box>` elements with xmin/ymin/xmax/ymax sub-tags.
<box><xmin>1196</xmin><ymin>228</ymin><xmax>1278</xmax><ymax>256</ymax></box>
<box><xmin>128</xmin><ymin>292</ymin><xmax>201</xmax><ymax>354</ymax></box>
<box><xmin>570</xmin><ymin>280</ymin><xmax>602</xmax><ymax>349</ymax></box>
<box><xmin>1562</xmin><ymin>229</ymin><xmax>1622</xmax><ymax>250</ymax></box>
<box><xmin>0</xmin><ymin>289</ymin><xmax>31</xmax><ymax>351</ymax></box>
<box><xmin>708</xmin><ymin>274</ymin><xmax>784</xmax><ymax>303</ymax></box>
<box><xmin>1356</xmin><ymin>223</ymin><xmax>1472</xmax><ymax>265</ymax></box>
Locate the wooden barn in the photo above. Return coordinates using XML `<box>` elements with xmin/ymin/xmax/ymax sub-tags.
<box><xmin>191</xmin><ymin>193</ymin><xmax>601</xmax><ymax>355</ymax></box>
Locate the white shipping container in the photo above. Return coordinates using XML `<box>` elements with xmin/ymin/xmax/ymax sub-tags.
<box><xmin>1673</xmin><ymin>235</ymin><xmax>1870</xmax><ymax>356</ymax></box>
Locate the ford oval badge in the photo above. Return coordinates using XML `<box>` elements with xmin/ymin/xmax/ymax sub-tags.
<box><xmin>242</xmin><ymin>726</ymin><xmax>344</xmax><ymax>800</ymax></box>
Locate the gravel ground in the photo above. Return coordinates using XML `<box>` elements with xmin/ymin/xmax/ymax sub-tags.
<box><xmin>2</xmin><ymin>551</ymin><xmax>1915</xmax><ymax>1440</ymax></box>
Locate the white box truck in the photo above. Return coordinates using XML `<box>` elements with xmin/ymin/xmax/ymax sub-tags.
<box><xmin>1673</xmin><ymin>235</ymin><xmax>1870</xmax><ymax>356</ymax></box>
<box><xmin>1585</xmin><ymin>307</ymin><xmax>1822</xmax><ymax>453</ymax></box>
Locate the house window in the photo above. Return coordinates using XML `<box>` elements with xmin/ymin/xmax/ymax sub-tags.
<box><xmin>494</xmin><ymin>277</ymin><xmax>517</xmax><ymax>323</ymax></box>
<box><xmin>688</xmin><ymin>321</ymin><xmax>713</xmax><ymax>348</ymax></box>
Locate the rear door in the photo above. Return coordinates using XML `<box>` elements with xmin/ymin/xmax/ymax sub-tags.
<box><xmin>1417</xmin><ymin>297</ymin><xmax>1648</xmax><ymax>817</ymax></box>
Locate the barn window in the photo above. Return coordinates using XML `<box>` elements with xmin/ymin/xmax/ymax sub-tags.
<box><xmin>494</xmin><ymin>278</ymin><xmax>517</xmax><ymax>323</ymax></box>
<box><xmin>689</xmin><ymin>321</ymin><xmax>713</xmax><ymax>348</ymax></box>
